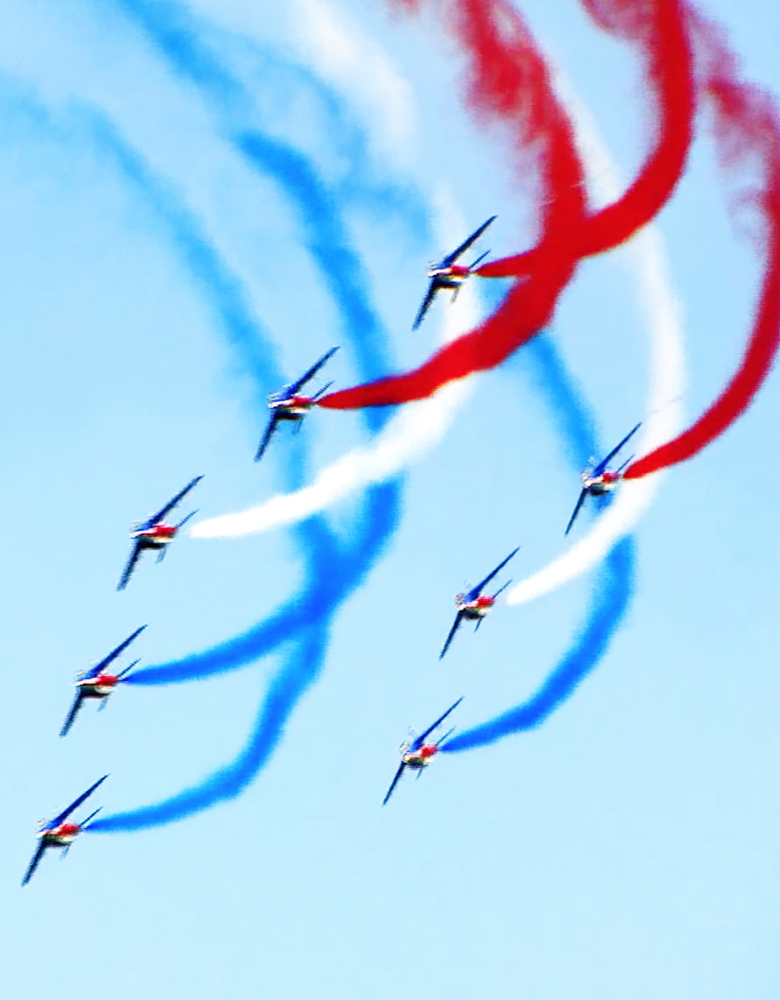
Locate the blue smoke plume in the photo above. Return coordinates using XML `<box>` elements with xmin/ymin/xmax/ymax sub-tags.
<box><xmin>0</xmin><ymin>8</ymin><xmax>408</xmax><ymax>826</ymax></box>
<box><xmin>442</xmin><ymin>535</ymin><xmax>635</xmax><ymax>752</ymax></box>
<box><xmin>70</xmin><ymin>3</ymin><xmax>411</xmax><ymax>827</ymax></box>
<box><xmin>92</xmin><ymin>625</ymin><xmax>329</xmax><ymax>831</ymax></box>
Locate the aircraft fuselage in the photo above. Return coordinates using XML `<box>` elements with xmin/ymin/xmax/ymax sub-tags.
<box><xmin>269</xmin><ymin>395</ymin><xmax>315</xmax><ymax>419</ymax></box>
<box><xmin>401</xmin><ymin>743</ymin><xmax>438</xmax><ymax>768</ymax></box>
<box><xmin>130</xmin><ymin>524</ymin><xmax>177</xmax><ymax>548</ymax></box>
<box><xmin>457</xmin><ymin>594</ymin><xmax>494</xmax><ymax>619</ymax></box>
<box><xmin>76</xmin><ymin>672</ymin><xmax>119</xmax><ymax>699</ymax></box>
<box><xmin>429</xmin><ymin>264</ymin><xmax>471</xmax><ymax>290</ymax></box>
<box><xmin>40</xmin><ymin>822</ymin><xmax>81</xmax><ymax>847</ymax></box>
<box><xmin>582</xmin><ymin>470</ymin><xmax>620</xmax><ymax>495</ymax></box>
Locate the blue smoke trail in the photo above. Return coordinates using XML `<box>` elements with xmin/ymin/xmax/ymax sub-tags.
<box><xmin>94</xmin><ymin>626</ymin><xmax>329</xmax><ymax>830</ymax></box>
<box><xmin>441</xmin><ymin>535</ymin><xmax>634</xmax><ymax>752</ymax></box>
<box><xmin>90</xmin><ymin>0</ymin><xmax>423</xmax><ymax>686</ymax></box>
<box><xmin>92</xmin><ymin>481</ymin><xmax>400</xmax><ymax>831</ymax></box>
<box><xmin>434</xmin><ymin>329</ymin><xmax>636</xmax><ymax>755</ymax></box>
<box><xmin>0</xmin><ymin>18</ymin><xmax>406</xmax><ymax>826</ymax></box>
<box><xmin>65</xmin><ymin>3</ymin><xmax>411</xmax><ymax>827</ymax></box>
<box><xmin>520</xmin><ymin>332</ymin><xmax>599</xmax><ymax>470</ymax></box>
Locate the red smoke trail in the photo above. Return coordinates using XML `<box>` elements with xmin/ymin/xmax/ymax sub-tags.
<box><xmin>321</xmin><ymin>0</ymin><xmax>586</xmax><ymax>410</ymax></box>
<box><xmin>319</xmin><ymin>0</ymin><xmax>694</xmax><ymax>411</ymax></box>
<box><xmin>481</xmin><ymin>0</ymin><xmax>694</xmax><ymax>277</ymax></box>
<box><xmin>624</xmin><ymin>9</ymin><xmax>780</xmax><ymax>480</ymax></box>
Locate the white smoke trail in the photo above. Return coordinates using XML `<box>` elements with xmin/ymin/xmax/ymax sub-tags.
<box><xmin>192</xmin><ymin>190</ymin><xmax>479</xmax><ymax>539</ymax></box>
<box><xmin>506</xmin><ymin>84</ymin><xmax>686</xmax><ymax>606</ymax></box>
<box><xmin>192</xmin><ymin>0</ymin><xmax>483</xmax><ymax>541</ymax></box>
<box><xmin>190</xmin><ymin>270</ymin><xmax>478</xmax><ymax>538</ymax></box>
<box><xmin>194</xmin><ymin>8</ymin><xmax>685</xmax><ymax>559</ymax></box>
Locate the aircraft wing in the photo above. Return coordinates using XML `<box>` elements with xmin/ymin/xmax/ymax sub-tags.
<box><xmin>49</xmin><ymin>775</ymin><xmax>109</xmax><ymax>829</ymax></box>
<box><xmin>441</xmin><ymin>215</ymin><xmax>496</xmax><ymax>267</ymax></box>
<box><xmin>439</xmin><ymin>611</ymin><xmax>465</xmax><ymax>660</ymax></box>
<box><xmin>288</xmin><ymin>346</ymin><xmax>339</xmax><ymax>395</ymax></box>
<box><xmin>146</xmin><ymin>475</ymin><xmax>204</xmax><ymax>527</ymax></box>
<box><xmin>565</xmin><ymin>488</ymin><xmax>589</xmax><ymax>536</ymax></box>
<box><xmin>382</xmin><ymin>762</ymin><xmax>407</xmax><ymax>806</ymax></box>
<box><xmin>86</xmin><ymin>625</ymin><xmax>147</xmax><ymax>679</ymax></box>
<box><xmin>254</xmin><ymin>411</ymin><xmax>282</xmax><ymax>463</ymax></box>
<box><xmin>592</xmin><ymin>423</ymin><xmax>641</xmax><ymax>476</ymax></box>
<box><xmin>467</xmin><ymin>546</ymin><xmax>520</xmax><ymax>600</ymax></box>
<box><xmin>59</xmin><ymin>691</ymin><xmax>85</xmax><ymax>738</ymax></box>
<box><xmin>117</xmin><ymin>540</ymin><xmax>144</xmax><ymax>592</ymax></box>
<box><xmin>412</xmin><ymin>697</ymin><xmax>464</xmax><ymax>750</ymax></box>
<box><xmin>21</xmin><ymin>841</ymin><xmax>47</xmax><ymax>887</ymax></box>
<box><xmin>412</xmin><ymin>278</ymin><xmax>439</xmax><ymax>330</ymax></box>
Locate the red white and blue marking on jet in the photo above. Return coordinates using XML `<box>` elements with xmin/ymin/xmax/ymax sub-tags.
<box><xmin>565</xmin><ymin>423</ymin><xmax>642</xmax><ymax>536</ymax></box>
<box><xmin>412</xmin><ymin>216</ymin><xmax>495</xmax><ymax>330</ymax></box>
<box><xmin>117</xmin><ymin>475</ymin><xmax>203</xmax><ymax>590</ymax></box>
<box><xmin>22</xmin><ymin>775</ymin><xmax>108</xmax><ymax>886</ymax></box>
<box><xmin>254</xmin><ymin>347</ymin><xmax>339</xmax><ymax>462</ymax></box>
<box><xmin>60</xmin><ymin>625</ymin><xmax>147</xmax><ymax>737</ymax></box>
<box><xmin>382</xmin><ymin>698</ymin><xmax>463</xmax><ymax>806</ymax></box>
<box><xmin>439</xmin><ymin>547</ymin><xmax>519</xmax><ymax>660</ymax></box>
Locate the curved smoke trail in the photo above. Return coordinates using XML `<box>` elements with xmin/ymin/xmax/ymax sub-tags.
<box><xmin>194</xmin><ymin>20</ymin><xmax>684</xmax><ymax>619</ymax></box>
<box><xmin>28</xmin><ymin>4</ymin><xmax>403</xmax><ymax>825</ymax></box>
<box><xmin>506</xmin><ymin>88</ymin><xmax>685</xmax><ymax>607</ymax></box>
<box><xmin>316</xmin><ymin>0</ymin><xmax>694</xmax><ymax>410</ymax></box>
<box><xmin>88</xmin><ymin>1</ymin><xmax>637</xmax><ymax>826</ymax></box>
<box><xmin>443</xmin><ymin>535</ymin><xmax>635</xmax><ymax>753</ymax></box>
<box><xmin>94</xmin><ymin>626</ymin><xmax>329</xmax><ymax>831</ymax></box>
<box><xmin>192</xmin><ymin>0</ymin><xmax>588</xmax><ymax>539</ymax></box>
<box><xmin>624</xmin><ymin>6</ymin><xmax>780</xmax><ymax>479</ymax></box>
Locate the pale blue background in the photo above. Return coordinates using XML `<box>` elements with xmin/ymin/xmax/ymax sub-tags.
<box><xmin>0</xmin><ymin>1</ymin><xmax>778</xmax><ymax>997</ymax></box>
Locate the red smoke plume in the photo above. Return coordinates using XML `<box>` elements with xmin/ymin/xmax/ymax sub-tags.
<box><xmin>625</xmin><ymin>8</ymin><xmax>780</xmax><ymax>479</ymax></box>
<box><xmin>319</xmin><ymin>0</ymin><xmax>694</xmax><ymax>410</ymax></box>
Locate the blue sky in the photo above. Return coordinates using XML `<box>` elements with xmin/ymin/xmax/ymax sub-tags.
<box><xmin>0</xmin><ymin>1</ymin><xmax>778</xmax><ymax>998</ymax></box>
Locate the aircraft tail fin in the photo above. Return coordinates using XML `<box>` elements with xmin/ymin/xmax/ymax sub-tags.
<box><xmin>312</xmin><ymin>381</ymin><xmax>334</xmax><ymax>402</ymax></box>
<box><xmin>469</xmin><ymin>248</ymin><xmax>490</xmax><ymax>271</ymax></box>
<box><xmin>176</xmin><ymin>509</ymin><xmax>198</xmax><ymax>530</ymax></box>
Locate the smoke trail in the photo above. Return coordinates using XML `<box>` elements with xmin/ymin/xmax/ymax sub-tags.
<box><xmin>91</xmin><ymin>626</ymin><xmax>329</xmax><ymax>831</ymax></box>
<box><xmin>313</xmin><ymin>0</ymin><xmax>586</xmax><ymax>411</ymax></box>
<box><xmin>193</xmin><ymin>0</ymin><xmax>588</xmax><ymax>539</ymax></box>
<box><xmin>191</xmin><ymin>257</ymin><xmax>478</xmax><ymax>540</ymax></box>
<box><xmin>77</xmin><ymin>0</ymin><xmax>412</xmax><ymax>689</ymax></box>
<box><xmin>29</xmin><ymin>4</ymin><xmax>403</xmax><ymax>827</ymax></box>
<box><xmin>442</xmin><ymin>535</ymin><xmax>634</xmax><ymax>752</ymax></box>
<box><xmin>624</xmin><ymin>7</ymin><xmax>780</xmax><ymax>480</ymax></box>
<box><xmin>481</xmin><ymin>0</ymin><xmax>694</xmax><ymax>274</ymax></box>
<box><xmin>506</xmin><ymin>89</ymin><xmax>685</xmax><ymax>606</ymax></box>
<box><xmin>317</xmin><ymin>0</ymin><xmax>693</xmax><ymax>410</ymax></box>
<box><xmin>197</xmin><ymin>50</ymin><xmax>684</xmax><ymax>590</ymax></box>
<box><xmin>126</xmin><ymin>481</ymin><xmax>399</xmax><ymax>685</ymax></box>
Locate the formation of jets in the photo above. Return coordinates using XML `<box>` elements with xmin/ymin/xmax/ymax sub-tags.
<box><xmin>25</xmin><ymin>216</ymin><xmax>642</xmax><ymax>877</ymax></box>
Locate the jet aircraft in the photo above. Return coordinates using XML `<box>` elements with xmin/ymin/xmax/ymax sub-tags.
<box><xmin>565</xmin><ymin>423</ymin><xmax>642</xmax><ymax>535</ymax></box>
<box><xmin>439</xmin><ymin>546</ymin><xmax>520</xmax><ymax>660</ymax></box>
<box><xmin>382</xmin><ymin>698</ymin><xmax>463</xmax><ymax>806</ymax></box>
<box><xmin>117</xmin><ymin>475</ymin><xmax>203</xmax><ymax>590</ymax></box>
<box><xmin>412</xmin><ymin>216</ymin><xmax>496</xmax><ymax>330</ymax></box>
<box><xmin>60</xmin><ymin>625</ymin><xmax>147</xmax><ymax>737</ymax></box>
<box><xmin>255</xmin><ymin>347</ymin><xmax>339</xmax><ymax>462</ymax></box>
<box><xmin>22</xmin><ymin>775</ymin><xmax>108</xmax><ymax>886</ymax></box>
